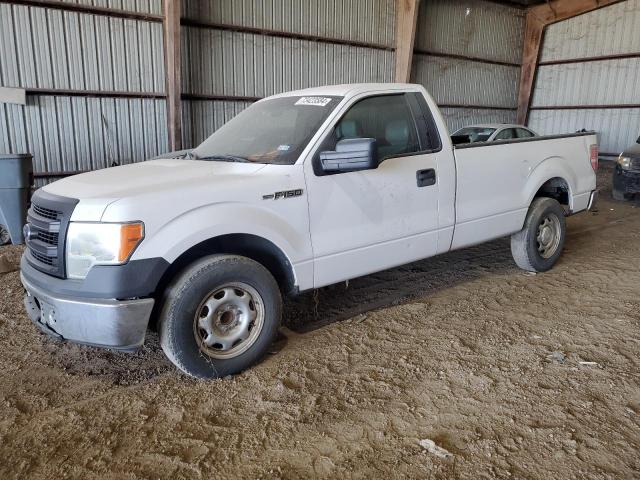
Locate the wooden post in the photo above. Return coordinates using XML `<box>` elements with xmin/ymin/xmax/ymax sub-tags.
<box><xmin>517</xmin><ymin>0</ymin><xmax>624</xmax><ymax>125</ymax></box>
<box><xmin>163</xmin><ymin>0</ymin><xmax>182</xmax><ymax>152</ymax></box>
<box><xmin>394</xmin><ymin>0</ymin><xmax>420</xmax><ymax>83</ymax></box>
<box><xmin>516</xmin><ymin>13</ymin><xmax>544</xmax><ymax>125</ymax></box>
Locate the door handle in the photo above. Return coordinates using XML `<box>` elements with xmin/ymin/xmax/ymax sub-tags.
<box><xmin>416</xmin><ymin>168</ymin><xmax>436</xmax><ymax>187</ymax></box>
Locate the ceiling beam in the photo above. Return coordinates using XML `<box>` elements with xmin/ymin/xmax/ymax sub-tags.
<box><xmin>163</xmin><ymin>0</ymin><xmax>182</xmax><ymax>152</ymax></box>
<box><xmin>529</xmin><ymin>0</ymin><xmax>625</xmax><ymax>25</ymax></box>
<box><xmin>516</xmin><ymin>0</ymin><xmax>626</xmax><ymax>125</ymax></box>
<box><xmin>394</xmin><ymin>0</ymin><xmax>420</xmax><ymax>82</ymax></box>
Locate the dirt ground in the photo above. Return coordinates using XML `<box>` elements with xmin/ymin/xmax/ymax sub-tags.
<box><xmin>0</xmin><ymin>164</ymin><xmax>638</xmax><ymax>479</ymax></box>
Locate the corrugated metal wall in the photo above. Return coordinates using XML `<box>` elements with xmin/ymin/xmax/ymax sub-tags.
<box><xmin>0</xmin><ymin>1</ymin><xmax>166</xmax><ymax>185</ymax></box>
<box><xmin>181</xmin><ymin>0</ymin><xmax>395</xmax><ymax>46</ymax></box>
<box><xmin>528</xmin><ymin>0</ymin><xmax>640</xmax><ymax>155</ymax></box>
<box><xmin>0</xmin><ymin>96</ymin><xmax>167</xmax><ymax>175</ymax></box>
<box><xmin>0</xmin><ymin>0</ymin><xmax>534</xmax><ymax>183</ymax></box>
<box><xmin>180</xmin><ymin>0</ymin><xmax>396</xmax><ymax>148</ymax></box>
<box><xmin>0</xmin><ymin>4</ymin><xmax>165</xmax><ymax>91</ymax></box>
<box><xmin>0</xmin><ymin>0</ymin><xmax>398</xmax><ymax>179</ymax></box>
<box><xmin>411</xmin><ymin>0</ymin><xmax>524</xmax><ymax>132</ymax></box>
<box><xmin>181</xmin><ymin>30</ymin><xmax>394</xmax><ymax>98</ymax></box>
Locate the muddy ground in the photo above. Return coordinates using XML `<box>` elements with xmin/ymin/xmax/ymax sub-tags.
<box><xmin>0</xmin><ymin>164</ymin><xmax>638</xmax><ymax>479</ymax></box>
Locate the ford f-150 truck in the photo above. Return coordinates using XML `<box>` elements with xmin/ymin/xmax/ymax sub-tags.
<box><xmin>21</xmin><ymin>83</ymin><xmax>598</xmax><ymax>378</ymax></box>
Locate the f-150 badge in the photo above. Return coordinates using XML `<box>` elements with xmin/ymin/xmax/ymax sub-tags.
<box><xmin>263</xmin><ymin>189</ymin><xmax>303</xmax><ymax>200</ymax></box>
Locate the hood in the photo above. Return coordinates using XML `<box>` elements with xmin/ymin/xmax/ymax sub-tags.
<box><xmin>43</xmin><ymin>159</ymin><xmax>266</xmax><ymax>200</ymax></box>
<box><xmin>43</xmin><ymin>159</ymin><xmax>269</xmax><ymax>221</ymax></box>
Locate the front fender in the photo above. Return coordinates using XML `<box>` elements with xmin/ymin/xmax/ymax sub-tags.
<box><xmin>132</xmin><ymin>202</ymin><xmax>311</xmax><ymax>267</ymax></box>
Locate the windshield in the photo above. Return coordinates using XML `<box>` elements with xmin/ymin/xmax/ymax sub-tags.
<box><xmin>191</xmin><ymin>95</ymin><xmax>343</xmax><ymax>165</ymax></box>
<box><xmin>453</xmin><ymin>127</ymin><xmax>497</xmax><ymax>143</ymax></box>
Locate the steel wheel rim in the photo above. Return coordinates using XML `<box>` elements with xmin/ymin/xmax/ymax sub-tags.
<box><xmin>536</xmin><ymin>214</ymin><xmax>561</xmax><ymax>259</ymax></box>
<box><xmin>193</xmin><ymin>282</ymin><xmax>265</xmax><ymax>359</ymax></box>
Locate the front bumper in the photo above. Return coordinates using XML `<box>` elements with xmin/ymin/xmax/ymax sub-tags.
<box><xmin>613</xmin><ymin>167</ymin><xmax>640</xmax><ymax>194</ymax></box>
<box><xmin>21</xmin><ymin>272</ymin><xmax>154</xmax><ymax>350</ymax></box>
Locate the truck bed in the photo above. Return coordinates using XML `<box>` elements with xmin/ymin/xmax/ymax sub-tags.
<box><xmin>450</xmin><ymin>131</ymin><xmax>598</xmax><ymax>250</ymax></box>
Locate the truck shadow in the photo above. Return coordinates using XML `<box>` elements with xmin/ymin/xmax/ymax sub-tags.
<box><xmin>283</xmin><ymin>237</ymin><xmax>517</xmax><ymax>334</ymax></box>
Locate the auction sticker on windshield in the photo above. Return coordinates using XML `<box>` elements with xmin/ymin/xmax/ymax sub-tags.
<box><xmin>295</xmin><ymin>97</ymin><xmax>332</xmax><ymax>107</ymax></box>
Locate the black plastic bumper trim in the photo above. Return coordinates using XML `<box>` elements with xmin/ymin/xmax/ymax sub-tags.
<box><xmin>20</xmin><ymin>254</ymin><xmax>170</xmax><ymax>299</ymax></box>
<box><xmin>613</xmin><ymin>168</ymin><xmax>640</xmax><ymax>193</ymax></box>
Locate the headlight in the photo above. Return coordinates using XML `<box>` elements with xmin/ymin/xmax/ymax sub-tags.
<box><xmin>617</xmin><ymin>155</ymin><xmax>631</xmax><ymax>170</ymax></box>
<box><xmin>66</xmin><ymin>222</ymin><xmax>144</xmax><ymax>279</ymax></box>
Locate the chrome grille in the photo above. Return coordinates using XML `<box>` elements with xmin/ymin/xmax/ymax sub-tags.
<box><xmin>37</xmin><ymin>230</ymin><xmax>59</xmax><ymax>245</ymax></box>
<box><xmin>30</xmin><ymin>249</ymin><xmax>55</xmax><ymax>266</ymax></box>
<box><xmin>33</xmin><ymin>204</ymin><xmax>60</xmax><ymax>220</ymax></box>
<box><xmin>24</xmin><ymin>191</ymin><xmax>78</xmax><ymax>278</ymax></box>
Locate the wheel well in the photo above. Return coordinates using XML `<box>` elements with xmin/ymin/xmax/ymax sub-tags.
<box><xmin>148</xmin><ymin>235</ymin><xmax>296</xmax><ymax>331</ymax></box>
<box><xmin>534</xmin><ymin>177</ymin><xmax>570</xmax><ymax>207</ymax></box>
<box><xmin>155</xmin><ymin>233</ymin><xmax>296</xmax><ymax>302</ymax></box>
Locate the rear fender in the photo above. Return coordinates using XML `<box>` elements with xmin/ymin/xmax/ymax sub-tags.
<box><xmin>524</xmin><ymin>157</ymin><xmax>577</xmax><ymax>210</ymax></box>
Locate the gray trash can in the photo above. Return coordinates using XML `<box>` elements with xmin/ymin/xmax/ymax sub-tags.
<box><xmin>0</xmin><ymin>153</ymin><xmax>33</xmax><ymax>245</ymax></box>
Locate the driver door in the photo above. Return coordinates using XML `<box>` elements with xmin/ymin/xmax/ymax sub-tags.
<box><xmin>304</xmin><ymin>93</ymin><xmax>445</xmax><ymax>288</ymax></box>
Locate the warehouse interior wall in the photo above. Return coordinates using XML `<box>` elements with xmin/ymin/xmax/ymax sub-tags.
<box><xmin>7</xmin><ymin>0</ymin><xmax>634</xmax><ymax>180</ymax></box>
<box><xmin>0</xmin><ymin>0</ymin><xmax>398</xmax><ymax>179</ymax></box>
<box><xmin>411</xmin><ymin>0</ymin><xmax>525</xmax><ymax>132</ymax></box>
<box><xmin>179</xmin><ymin>0</ymin><xmax>396</xmax><ymax>148</ymax></box>
<box><xmin>0</xmin><ymin>1</ymin><xmax>166</xmax><ymax>186</ymax></box>
<box><xmin>527</xmin><ymin>0</ymin><xmax>640</xmax><ymax>156</ymax></box>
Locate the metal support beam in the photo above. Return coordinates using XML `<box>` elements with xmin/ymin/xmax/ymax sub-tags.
<box><xmin>394</xmin><ymin>0</ymin><xmax>420</xmax><ymax>83</ymax></box>
<box><xmin>163</xmin><ymin>0</ymin><xmax>182</xmax><ymax>152</ymax></box>
<box><xmin>1</xmin><ymin>0</ymin><xmax>163</xmax><ymax>22</ymax></box>
<box><xmin>516</xmin><ymin>0</ymin><xmax>625</xmax><ymax>124</ymax></box>
<box><xmin>182</xmin><ymin>18</ymin><xmax>394</xmax><ymax>51</ymax></box>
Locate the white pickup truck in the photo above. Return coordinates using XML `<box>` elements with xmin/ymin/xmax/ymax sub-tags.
<box><xmin>21</xmin><ymin>83</ymin><xmax>598</xmax><ymax>378</ymax></box>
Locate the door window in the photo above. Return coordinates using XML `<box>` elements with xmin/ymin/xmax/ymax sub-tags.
<box><xmin>330</xmin><ymin>95</ymin><xmax>421</xmax><ymax>162</ymax></box>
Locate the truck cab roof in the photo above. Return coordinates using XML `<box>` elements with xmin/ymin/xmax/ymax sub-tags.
<box><xmin>268</xmin><ymin>83</ymin><xmax>424</xmax><ymax>100</ymax></box>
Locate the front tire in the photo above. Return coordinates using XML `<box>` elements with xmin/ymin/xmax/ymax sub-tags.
<box><xmin>0</xmin><ymin>225</ymin><xmax>10</xmax><ymax>245</ymax></box>
<box><xmin>510</xmin><ymin>198</ymin><xmax>566</xmax><ymax>273</ymax></box>
<box><xmin>159</xmin><ymin>254</ymin><xmax>282</xmax><ymax>379</ymax></box>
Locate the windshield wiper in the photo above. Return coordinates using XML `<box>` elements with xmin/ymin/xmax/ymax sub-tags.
<box><xmin>192</xmin><ymin>154</ymin><xmax>251</xmax><ymax>163</ymax></box>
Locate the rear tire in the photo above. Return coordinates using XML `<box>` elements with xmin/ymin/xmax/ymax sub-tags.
<box><xmin>511</xmin><ymin>198</ymin><xmax>566</xmax><ymax>273</ymax></box>
<box><xmin>159</xmin><ymin>254</ymin><xmax>282</xmax><ymax>379</ymax></box>
<box><xmin>612</xmin><ymin>188</ymin><xmax>633</xmax><ymax>201</ymax></box>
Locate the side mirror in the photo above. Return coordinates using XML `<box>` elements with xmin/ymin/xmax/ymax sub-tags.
<box><xmin>451</xmin><ymin>134</ymin><xmax>471</xmax><ymax>145</ymax></box>
<box><xmin>320</xmin><ymin>138</ymin><xmax>378</xmax><ymax>173</ymax></box>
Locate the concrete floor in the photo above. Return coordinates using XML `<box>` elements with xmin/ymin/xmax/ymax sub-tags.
<box><xmin>0</xmin><ymin>164</ymin><xmax>638</xmax><ymax>479</ymax></box>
